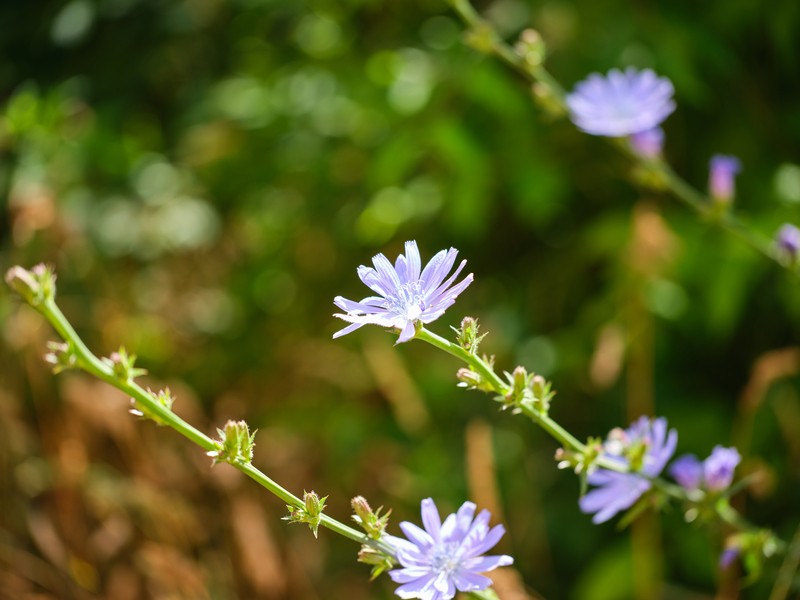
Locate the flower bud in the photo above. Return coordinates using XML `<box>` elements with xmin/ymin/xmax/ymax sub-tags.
<box><xmin>709</xmin><ymin>154</ymin><xmax>741</xmax><ymax>206</ymax></box>
<box><xmin>775</xmin><ymin>223</ymin><xmax>800</xmax><ymax>264</ymax></box>
<box><xmin>284</xmin><ymin>490</ymin><xmax>328</xmax><ymax>538</ymax></box>
<box><xmin>630</xmin><ymin>127</ymin><xmax>664</xmax><ymax>159</ymax></box>
<box><xmin>207</xmin><ymin>420</ymin><xmax>257</xmax><ymax>465</ymax></box>
<box><xmin>530</xmin><ymin>374</ymin><xmax>554</xmax><ymax>413</ymax></box>
<box><xmin>357</xmin><ymin>545</ymin><xmax>395</xmax><ymax>580</ymax></box>
<box><xmin>5</xmin><ymin>264</ymin><xmax>56</xmax><ymax>306</ymax></box>
<box><xmin>351</xmin><ymin>495</ymin><xmax>391</xmax><ymax>540</ymax></box>
<box><xmin>44</xmin><ymin>340</ymin><xmax>77</xmax><ymax>374</ymax></box>
<box><xmin>130</xmin><ymin>388</ymin><xmax>175</xmax><ymax>426</ymax></box>
<box><xmin>102</xmin><ymin>347</ymin><xmax>147</xmax><ymax>383</ymax></box>
<box><xmin>514</xmin><ymin>28</ymin><xmax>546</xmax><ymax>66</ymax></box>
<box><xmin>453</xmin><ymin>316</ymin><xmax>486</xmax><ymax>354</ymax></box>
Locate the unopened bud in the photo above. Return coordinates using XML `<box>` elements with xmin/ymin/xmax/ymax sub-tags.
<box><xmin>5</xmin><ymin>264</ymin><xmax>56</xmax><ymax>306</ymax></box>
<box><xmin>207</xmin><ymin>420</ymin><xmax>257</xmax><ymax>465</ymax></box>
<box><xmin>284</xmin><ymin>491</ymin><xmax>328</xmax><ymax>538</ymax></box>
<box><xmin>709</xmin><ymin>154</ymin><xmax>741</xmax><ymax>207</ymax></box>
<box><xmin>102</xmin><ymin>347</ymin><xmax>147</xmax><ymax>383</ymax></box>
<box><xmin>357</xmin><ymin>545</ymin><xmax>395</xmax><ymax>580</ymax></box>
<box><xmin>514</xmin><ymin>28</ymin><xmax>546</xmax><ymax>66</ymax></box>
<box><xmin>130</xmin><ymin>388</ymin><xmax>175</xmax><ymax>426</ymax></box>
<box><xmin>351</xmin><ymin>495</ymin><xmax>391</xmax><ymax>540</ymax></box>
<box><xmin>775</xmin><ymin>223</ymin><xmax>800</xmax><ymax>265</ymax></box>
<box><xmin>452</xmin><ymin>316</ymin><xmax>487</xmax><ymax>354</ymax></box>
<box><xmin>456</xmin><ymin>368</ymin><xmax>493</xmax><ymax>392</ymax></box>
<box><xmin>44</xmin><ymin>340</ymin><xmax>77</xmax><ymax>374</ymax></box>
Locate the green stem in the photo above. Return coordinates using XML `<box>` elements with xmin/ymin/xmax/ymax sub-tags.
<box><xmin>416</xmin><ymin>326</ymin><xmax>767</xmax><ymax>535</ymax></box>
<box><xmin>416</xmin><ymin>327</ymin><xmax>623</xmax><ymax>472</ymax></box>
<box><xmin>416</xmin><ymin>326</ymin><xmax>507</xmax><ymax>392</ymax></box>
<box><xmin>43</xmin><ymin>297</ymin><xmax>217</xmax><ymax>451</ymax></box>
<box><xmin>35</xmin><ymin>296</ymin><xmax>387</xmax><ymax>553</ymax></box>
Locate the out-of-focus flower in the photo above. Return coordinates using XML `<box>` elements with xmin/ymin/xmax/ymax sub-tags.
<box><xmin>668</xmin><ymin>454</ymin><xmax>703</xmax><ymax>490</ymax></box>
<box><xmin>703</xmin><ymin>446</ymin><xmax>741</xmax><ymax>491</ymax></box>
<box><xmin>333</xmin><ymin>241</ymin><xmax>473</xmax><ymax>343</ymax></box>
<box><xmin>709</xmin><ymin>155</ymin><xmax>741</xmax><ymax>204</ymax></box>
<box><xmin>566</xmin><ymin>67</ymin><xmax>676</xmax><ymax>137</ymax></box>
<box><xmin>670</xmin><ymin>445</ymin><xmax>741</xmax><ymax>493</ymax></box>
<box><xmin>775</xmin><ymin>223</ymin><xmax>800</xmax><ymax>262</ymax></box>
<box><xmin>719</xmin><ymin>546</ymin><xmax>740</xmax><ymax>570</ymax></box>
<box><xmin>630</xmin><ymin>126</ymin><xmax>665</xmax><ymax>158</ymax></box>
<box><xmin>385</xmin><ymin>498</ymin><xmax>513</xmax><ymax>600</ymax></box>
<box><xmin>579</xmin><ymin>417</ymin><xmax>677</xmax><ymax>524</ymax></box>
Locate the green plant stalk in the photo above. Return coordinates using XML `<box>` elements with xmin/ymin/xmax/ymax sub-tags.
<box><xmin>417</xmin><ymin>327</ymin><xmax>584</xmax><ymax>450</ymax></box>
<box><xmin>415</xmin><ymin>326</ymin><xmax>770</xmax><ymax>540</ymax></box>
<box><xmin>35</xmin><ymin>296</ymin><xmax>386</xmax><ymax>551</ymax></box>
<box><xmin>417</xmin><ymin>327</ymin><xmax>616</xmax><ymax>468</ymax></box>
<box><xmin>447</xmin><ymin>0</ymin><xmax>792</xmax><ymax>276</ymax></box>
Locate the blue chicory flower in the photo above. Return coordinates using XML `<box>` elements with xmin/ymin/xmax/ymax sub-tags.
<box><xmin>703</xmin><ymin>446</ymin><xmax>741</xmax><ymax>492</ymax></box>
<box><xmin>709</xmin><ymin>155</ymin><xmax>741</xmax><ymax>203</ymax></box>
<box><xmin>776</xmin><ymin>223</ymin><xmax>800</xmax><ymax>262</ymax></box>
<box><xmin>566</xmin><ymin>67</ymin><xmax>676</xmax><ymax>137</ymax></box>
<box><xmin>333</xmin><ymin>241</ymin><xmax>473</xmax><ymax>343</ymax></box>
<box><xmin>579</xmin><ymin>416</ymin><xmax>678</xmax><ymax>524</ymax></box>
<box><xmin>719</xmin><ymin>546</ymin><xmax>740</xmax><ymax>570</ymax></box>
<box><xmin>668</xmin><ymin>454</ymin><xmax>703</xmax><ymax>490</ymax></box>
<box><xmin>670</xmin><ymin>445</ymin><xmax>741</xmax><ymax>492</ymax></box>
<box><xmin>385</xmin><ymin>498</ymin><xmax>513</xmax><ymax>600</ymax></box>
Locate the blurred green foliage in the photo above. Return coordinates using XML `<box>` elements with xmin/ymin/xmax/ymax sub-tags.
<box><xmin>1</xmin><ymin>0</ymin><xmax>799</xmax><ymax>598</ymax></box>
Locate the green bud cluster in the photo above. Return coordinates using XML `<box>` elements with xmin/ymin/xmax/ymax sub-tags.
<box><xmin>207</xmin><ymin>420</ymin><xmax>257</xmax><ymax>465</ymax></box>
<box><xmin>514</xmin><ymin>29</ymin><xmax>546</xmax><ymax>67</ymax></box>
<box><xmin>5</xmin><ymin>264</ymin><xmax>57</xmax><ymax>306</ymax></box>
<box><xmin>357</xmin><ymin>545</ymin><xmax>396</xmax><ymax>580</ymax></box>
<box><xmin>456</xmin><ymin>367</ymin><xmax>495</xmax><ymax>392</ymax></box>
<box><xmin>44</xmin><ymin>340</ymin><xmax>77</xmax><ymax>374</ymax></box>
<box><xmin>283</xmin><ymin>491</ymin><xmax>328</xmax><ymax>538</ymax></box>
<box><xmin>452</xmin><ymin>316</ymin><xmax>487</xmax><ymax>355</ymax></box>
<box><xmin>555</xmin><ymin>437</ymin><xmax>604</xmax><ymax>476</ymax></box>
<box><xmin>102</xmin><ymin>347</ymin><xmax>147</xmax><ymax>383</ymax></box>
<box><xmin>351</xmin><ymin>496</ymin><xmax>391</xmax><ymax>540</ymax></box>
<box><xmin>499</xmin><ymin>366</ymin><xmax>554</xmax><ymax>414</ymax></box>
<box><xmin>130</xmin><ymin>388</ymin><xmax>175</xmax><ymax>426</ymax></box>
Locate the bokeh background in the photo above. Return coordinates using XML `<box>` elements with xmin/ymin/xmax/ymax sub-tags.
<box><xmin>1</xmin><ymin>0</ymin><xmax>800</xmax><ymax>598</ymax></box>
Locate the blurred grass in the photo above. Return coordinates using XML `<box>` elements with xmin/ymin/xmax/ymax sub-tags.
<box><xmin>1</xmin><ymin>0</ymin><xmax>800</xmax><ymax>598</ymax></box>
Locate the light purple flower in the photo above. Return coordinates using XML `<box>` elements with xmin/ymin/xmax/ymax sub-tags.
<box><xmin>670</xmin><ymin>445</ymin><xmax>741</xmax><ymax>492</ymax></box>
<box><xmin>333</xmin><ymin>241</ymin><xmax>473</xmax><ymax>343</ymax></box>
<box><xmin>709</xmin><ymin>155</ymin><xmax>741</xmax><ymax>203</ymax></box>
<box><xmin>776</xmin><ymin>224</ymin><xmax>800</xmax><ymax>262</ymax></box>
<box><xmin>385</xmin><ymin>498</ymin><xmax>513</xmax><ymax>600</ymax></box>
<box><xmin>579</xmin><ymin>416</ymin><xmax>678</xmax><ymax>524</ymax></box>
<box><xmin>719</xmin><ymin>546</ymin><xmax>739</xmax><ymax>570</ymax></box>
<box><xmin>703</xmin><ymin>446</ymin><xmax>741</xmax><ymax>492</ymax></box>
<box><xmin>669</xmin><ymin>454</ymin><xmax>703</xmax><ymax>490</ymax></box>
<box><xmin>566</xmin><ymin>67</ymin><xmax>676</xmax><ymax>137</ymax></box>
<box><xmin>630</xmin><ymin>126</ymin><xmax>665</xmax><ymax>158</ymax></box>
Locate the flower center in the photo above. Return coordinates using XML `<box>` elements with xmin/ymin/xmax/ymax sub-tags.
<box><xmin>429</xmin><ymin>542</ymin><xmax>462</xmax><ymax>575</ymax></box>
<box><xmin>386</xmin><ymin>281</ymin><xmax>425</xmax><ymax>321</ymax></box>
